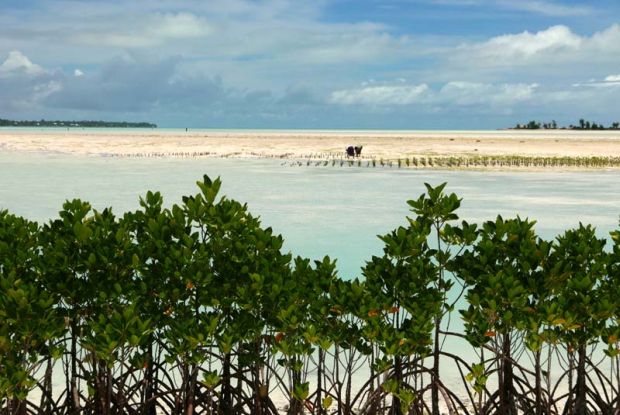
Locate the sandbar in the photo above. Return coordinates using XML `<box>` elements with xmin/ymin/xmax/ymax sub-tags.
<box><xmin>1</xmin><ymin>129</ymin><xmax>619</xmax><ymax>164</ymax></box>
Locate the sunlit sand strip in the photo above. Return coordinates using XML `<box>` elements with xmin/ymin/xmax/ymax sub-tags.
<box><xmin>1</xmin><ymin>130</ymin><xmax>620</xmax><ymax>169</ymax></box>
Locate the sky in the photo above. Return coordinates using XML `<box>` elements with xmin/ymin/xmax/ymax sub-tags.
<box><xmin>0</xmin><ymin>0</ymin><xmax>619</xmax><ymax>129</ymax></box>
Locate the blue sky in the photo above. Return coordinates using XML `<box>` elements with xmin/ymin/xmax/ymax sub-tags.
<box><xmin>1</xmin><ymin>0</ymin><xmax>619</xmax><ymax>129</ymax></box>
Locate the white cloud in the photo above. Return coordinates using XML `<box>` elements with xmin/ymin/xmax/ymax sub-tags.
<box><xmin>1</xmin><ymin>49</ymin><xmax>618</xmax><ymax>128</ymax></box>
<box><xmin>0</xmin><ymin>50</ymin><xmax>45</xmax><ymax>77</ymax></box>
<box><xmin>156</xmin><ymin>12</ymin><xmax>212</xmax><ymax>39</ymax></box>
<box><xmin>324</xmin><ymin>78</ymin><xmax>620</xmax><ymax>128</ymax></box>
<box><xmin>572</xmin><ymin>74</ymin><xmax>620</xmax><ymax>88</ymax></box>
<box><xmin>74</xmin><ymin>69</ymin><xmax>84</xmax><ymax>77</ymax></box>
<box><xmin>330</xmin><ymin>83</ymin><xmax>430</xmax><ymax>105</ymax></box>
<box><xmin>464</xmin><ymin>25</ymin><xmax>582</xmax><ymax>62</ymax></box>
<box><xmin>448</xmin><ymin>23</ymin><xmax>620</xmax><ymax>83</ymax></box>
<box><xmin>0</xmin><ymin>0</ymin><xmax>422</xmax><ymax>84</ymax></box>
<box><xmin>439</xmin><ymin>81</ymin><xmax>538</xmax><ymax>105</ymax></box>
<box><xmin>588</xmin><ymin>24</ymin><xmax>620</xmax><ymax>52</ymax></box>
<box><xmin>329</xmin><ymin>81</ymin><xmax>537</xmax><ymax>107</ymax></box>
<box><xmin>72</xmin><ymin>12</ymin><xmax>212</xmax><ymax>48</ymax></box>
<box><xmin>0</xmin><ymin>51</ymin><xmax>63</xmax><ymax>113</ymax></box>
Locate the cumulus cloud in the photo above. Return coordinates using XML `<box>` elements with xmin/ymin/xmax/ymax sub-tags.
<box><xmin>605</xmin><ymin>74</ymin><xmax>620</xmax><ymax>82</ymax></box>
<box><xmin>0</xmin><ymin>50</ymin><xmax>45</xmax><ymax>77</ymax></box>
<box><xmin>0</xmin><ymin>51</ymin><xmax>219</xmax><ymax>116</ymax></box>
<box><xmin>325</xmin><ymin>77</ymin><xmax>620</xmax><ymax>128</ymax></box>
<box><xmin>0</xmin><ymin>52</ymin><xmax>62</xmax><ymax>114</ymax></box>
<box><xmin>460</xmin><ymin>25</ymin><xmax>582</xmax><ymax>63</ymax></box>
<box><xmin>444</xmin><ymin>23</ymin><xmax>620</xmax><ymax>84</ymax></box>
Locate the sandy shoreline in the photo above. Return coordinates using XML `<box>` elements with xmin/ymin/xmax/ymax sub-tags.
<box><xmin>1</xmin><ymin>129</ymin><xmax>620</xmax><ymax>164</ymax></box>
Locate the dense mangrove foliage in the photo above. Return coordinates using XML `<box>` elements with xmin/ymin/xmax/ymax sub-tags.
<box><xmin>1</xmin><ymin>177</ymin><xmax>619</xmax><ymax>415</ymax></box>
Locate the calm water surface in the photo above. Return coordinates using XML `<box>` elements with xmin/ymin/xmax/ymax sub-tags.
<box><xmin>2</xmin><ymin>151</ymin><xmax>619</xmax><ymax>393</ymax></box>
<box><xmin>1</xmin><ymin>152</ymin><xmax>619</xmax><ymax>279</ymax></box>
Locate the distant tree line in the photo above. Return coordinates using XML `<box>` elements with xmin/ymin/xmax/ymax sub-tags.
<box><xmin>0</xmin><ymin>118</ymin><xmax>157</xmax><ymax>128</ymax></box>
<box><xmin>514</xmin><ymin>119</ymin><xmax>620</xmax><ymax>130</ymax></box>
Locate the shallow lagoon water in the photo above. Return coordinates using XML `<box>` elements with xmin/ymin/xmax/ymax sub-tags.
<box><xmin>1</xmin><ymin>152</ymin><xmax>619</xmax><ymax>279</ymax></box>
<box><xmin>2</xmin><ymin>151</ymin><xmax>619</xmax><ymax>404</ymax></box>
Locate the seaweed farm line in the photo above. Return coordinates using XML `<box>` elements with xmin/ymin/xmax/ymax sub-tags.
<box><xmin>286</xmin><ymin>155</ymin><xmax>620</xmax><ymax>169</ymax></box>
<box><xmin>110</xmin><ymin>151</ymin><xmax>620</xmax><ymax>170</ymax></box>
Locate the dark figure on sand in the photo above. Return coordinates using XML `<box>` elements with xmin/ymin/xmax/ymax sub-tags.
<box><xmin>346</xmin><ymin>145</ymin><xmax>363</xmax><ymax>157</ymax></box>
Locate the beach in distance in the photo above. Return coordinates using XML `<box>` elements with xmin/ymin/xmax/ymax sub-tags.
<box><xmin>1</xmin><ymin>128</ymin><xmax>620</xmax><ymax>164</ymax></box>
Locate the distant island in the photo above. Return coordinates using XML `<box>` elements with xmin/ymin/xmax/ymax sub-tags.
<box><xmin>513</xmin><ymin>119</ymin><xmax>620</xmax><ymax>130</ymax></box>
<box><xmin>0</xmin><ymin>118</ymin><xmax>157</xmax><ymax>128</ymax></box>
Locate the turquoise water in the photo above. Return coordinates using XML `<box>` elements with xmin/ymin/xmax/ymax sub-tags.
<box><xmin>1</xmin><ymin>152</ymin><xmax>619</xmax><ymax>279</ymax></box>
<box><xmin>2</xmin><ymin>151</ymin><xmax>619</xmax><ymax>397</ymax></box>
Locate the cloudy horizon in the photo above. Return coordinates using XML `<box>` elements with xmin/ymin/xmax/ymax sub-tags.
<box><xmin>1</xmin><ymin>0</ymin><xmax>619</xmax><ymax>129</ymax></box>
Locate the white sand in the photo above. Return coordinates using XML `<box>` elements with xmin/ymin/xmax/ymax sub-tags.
<box><xmin>1</xmin><ymin>129</ymin><xmax>620</xmax><ymax>161</ymax></box>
